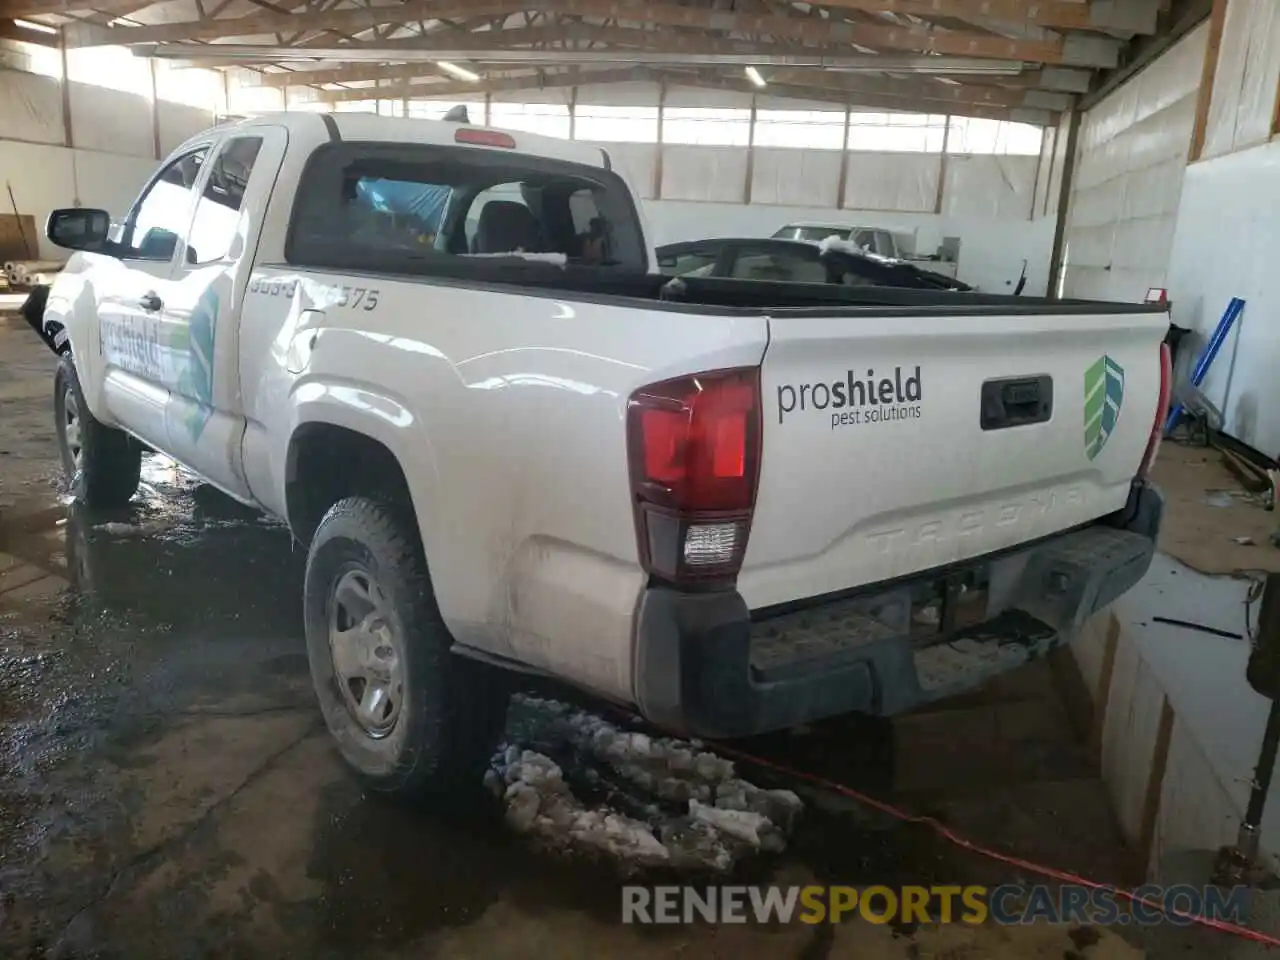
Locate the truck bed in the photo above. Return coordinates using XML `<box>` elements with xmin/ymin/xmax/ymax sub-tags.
<box><xmin>275</xmin><ymin>253</ymin><xmax>1167</xmax><ymax>319</ymax></box>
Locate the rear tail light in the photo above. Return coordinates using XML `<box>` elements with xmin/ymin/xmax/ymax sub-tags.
<box><xmin>1139</xmin><ymin>342</ymin><xmax>1173</xmax><ymax>477</ymax></box>
<box><xmin>626</xmin><ymin>367</ymin><xmax>762</xmax><ymax>585</ymax></box>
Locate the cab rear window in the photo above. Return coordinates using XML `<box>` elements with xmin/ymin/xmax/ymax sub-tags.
<box><xmin>286</xmin><ymin>142</ymin><xmax>648</xmax><ymax>274</ymax></box>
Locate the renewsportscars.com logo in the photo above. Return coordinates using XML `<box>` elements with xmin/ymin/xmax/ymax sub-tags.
<box><xmin>1084</xmin><ymin>354</ymin><xmax>1124</xmax><ymax>460</ymax></box>
<box><xmin>777</xmin><ymin>366</ymin><xmax>923</xmax><ymax>430</ymax></box>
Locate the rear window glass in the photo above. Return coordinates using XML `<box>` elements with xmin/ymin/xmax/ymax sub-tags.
<box><xmin>658</xmin><ymin>250</ymin><xmax>719</xmax><ymax>276</ymax></box>
<box><xmin>730</xmin><ymin>251</ymin><xmax>827</xmax><ymax>284</ymax></box>
<box><xmin>792</xmin><ymin>227</ymin><xmax>851</xmax><ymax>242</ymax></box>
<box><xmin>286</xmin><ymin>142</ymin><xmax>647</xmax><ymax>273</ymax></box>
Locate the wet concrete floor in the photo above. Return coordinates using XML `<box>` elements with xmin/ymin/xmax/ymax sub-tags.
<box><xmin>1</xmin><ymin>318</ymin><xmax>1158</xmax><ymax>958</ymax></box>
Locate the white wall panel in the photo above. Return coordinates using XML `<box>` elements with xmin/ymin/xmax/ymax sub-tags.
<box><xmin>595</xmin><ymin>141</ymin><xmax>657</xmax><ymax>201</ymax></box>
<box><xmin>158</xmin><ymin>100</ymin><xmax>215</xmax><ymax>156</ymax></box>
<box><xmin>1203</xmin><ymin>0</ymin><xmax>1280</xmax><ymax>159</ymax></box>
<box><xmin>843</xmin><ymin>151</ymin><xmax>939</xmax><ymax>212</ymax></box>
<box><xmin>491</xmin><ymin>87</ymin><xmax>572</xmax><ymax>105</ymax></box>
<box><xmin>73</xmin><ymin>148</ymin><xmax>155</xmax><ymax>215</ymax></box>
<box><xmin>0</xmin><ymin>140</ymin><xmax>153</xmax><ymax>258</ymax></box>
<box><xmin>754</xmin><ymin>94</ymin><xmax>842</xmax><ymax>112</ymax></box>
<box><xmin>1166</xmin><ymin>139</ymin><xmax>1280</xmax><ymax>455</ymax></box>
<box><xmin>69</xmin><ymin>82</ymin><xmax>152</xmax><ymax>158</ymax></box>
<box><xmin>942</xmin><ymin>154</ymin><xmax>1037</xmax><ymax>219</ymax></box>
<box><xmin>665</xmin><ymin>86</ymin><xmax>752</xmax><ymax>109</ymax></box>
<box><xmin>573</xmin><ymin>82</ymin><xmax>659</xmax><ymax>107</ymax></box>
<box><xmin>0</xmin><ymin>69</ymin><xmax>63</xmax><ymax>145</ymax></box>
<box><xmin>660</xmin><ymin>144</ymin><xmax>747</xmax><ymax>203</ymax></box>
<box><xmin>750</xmin><ymin>147</ymin><xmax>841</xmax><ymax>208</ymax></box>
<box><xmin>0</xmin><ymin>140</ymin><xmax>73</xmax><ymax>258</ymax></box>
<box><xmin>1063</xmin><ymin>22</ymin><xmax>1208</xmax><ymax>302</ymax></box>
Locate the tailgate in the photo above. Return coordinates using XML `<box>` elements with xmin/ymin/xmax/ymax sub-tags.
<box><xmin>738</xmin><ymin>307</ymin><xmax>1168</xmax><ymax>610</ymax></box>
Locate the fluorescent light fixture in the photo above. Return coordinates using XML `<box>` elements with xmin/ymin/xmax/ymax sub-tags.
<box><xmin>745</xmin><ymin>66</ymin><xmax>766</xmax><ymax>88</ymax></box>
<box><xmin>437</xmin><ymin>61</ymin><xmax>480</xmax><ymax>83</ymax></box>
<box><xmin>14</xmin><ymin>18</ymin><xmax>58</xmax><ymax>34</ymax></box>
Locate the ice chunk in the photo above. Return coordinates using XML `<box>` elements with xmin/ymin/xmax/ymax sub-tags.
<box><xmin>489</xmin><ymin>695</ymin><xmax>803</xmax><ymax>871</ymax></box>
<box><xmin>690</xmin><ymin>799</ymin><xmax>768</xmax><ymax>848</ymax></box>
<box><xmin>660</xmin><ymin>816</ymin><xmax>734</xmax><ymax>872</ymax></box>
<box><xmin>505</xmin><ymin>783</ymin><xmax>542</xmax><ymax>833</ymax></box>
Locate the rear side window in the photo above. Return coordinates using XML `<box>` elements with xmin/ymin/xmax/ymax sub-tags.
<box><xmin>730</xmin><ymin>251</ymin><xmax>827</xmax><ymax>284</ymax></box>
<box><xmin>793</xmin><ymin>227</ymin><xmax>849</xmax><ymax>243</ymax></box>
<box><xmin>659</xmin><ymin>249</ymin><xmax>719</xmax><ymax>276</ymax></box>
<box><xmin>187</xmin><ymin>136</ymin><xmax>263</xmax><ymax>264</ymax></box>
<box><xmin>124</xmin><ymin>149</ymin><xmax>208</xmax><ymax>260</ymax></box>
<box><xmin>287</xmin><ymin>142</ymin><xmax>648</xmax><ymax>273</ymax></box>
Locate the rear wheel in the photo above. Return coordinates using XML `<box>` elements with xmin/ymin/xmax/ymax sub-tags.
<box><xmin>303</xmin><ymin>496</ymin><xmax>510</xmax><ymax>799</ymax></box>
<box><xmin>54</xmin><ymin>356</ymin><xmax>142</xmax><ymax>508</ymax></box>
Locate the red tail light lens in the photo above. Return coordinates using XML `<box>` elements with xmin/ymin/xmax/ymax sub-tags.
<box><xmin>1139</xmin><ymin>342</ymin><xmax>1173</xmax><ymax>477</ymax></box>
<box><xmin>627</xmin><ymin>368</ymin><xmax>762</xmax><ymax>585</ymax></box>
<box><xmin>455</xmin><ymin>128</ymin><xmax>516</xmax><ymax>149</ymax></box>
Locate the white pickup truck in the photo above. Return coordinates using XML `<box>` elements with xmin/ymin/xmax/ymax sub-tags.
<box><xmin>27</xmin><ymin>111</ymin><xmax>1172</xmax><ymax>799</ymax></box>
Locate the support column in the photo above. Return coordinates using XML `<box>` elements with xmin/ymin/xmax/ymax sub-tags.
<box><xmin>59</xmin><ymin>27</ymin><xmax>73</xmax><ymax>149</ymax></box>
<box><xmin>1041</xmin><ymin>123</ymin><xmax>1058</xmax><ymax>218</ymax></box>
<box><xmin>1191</xmin><ymin>0</ymin><xmax>1228</xmax><ymax>160</ymax></box>
<box><xmin>835</xmin><ymin>105</ymin><xmax>851</xmax><ymax>209</ymax></box>
<box><xmin>568</xmin><ymin>86</ymin><xmax>577</xmax><ymax>140</ymax></box>
<box><xmin>743</xmin><ymin>94</ymin><xmax>757</xmax><ymax>205</ymax></box>
<box><xmin>654</xmin><ymin>82</ymin><xmax>666</xmax><ymax>200</ymax></box>
<box><xmin>1047</xmin><ymin>107</ymin><xmax>1082</xmax><ymax>299</ymax></box>
<box><xmin>149</xmin><ymin>58</ymin><xmax>161</xmax><ymax>160</ymax></box>
<box><xmin>483</xmin><ymin>93</ymin><xmax>491</xmax><ymax>126</ymax></box>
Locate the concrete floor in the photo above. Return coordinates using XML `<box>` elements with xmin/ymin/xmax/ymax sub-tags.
<box><xmin>0</xmin><ymin>315</ymin><xmax>1216</xmax><ymax>959</ymax></box>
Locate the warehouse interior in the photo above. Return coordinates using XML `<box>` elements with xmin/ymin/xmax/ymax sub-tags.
<box><xmin>6</xmin><ymin>0</ymin><xmax>1280</xmax><ymax>956</ymax></box>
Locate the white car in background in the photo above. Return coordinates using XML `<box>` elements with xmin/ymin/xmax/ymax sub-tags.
<box><xmin>772</xmin><ymin>222</ymin><xmax>908</xmax><ymax>259</ymax></box>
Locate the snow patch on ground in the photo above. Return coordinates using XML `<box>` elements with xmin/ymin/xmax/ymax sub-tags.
<box><xmin>487</xmin><ymin>695</ymin><xmax>802</xmax><ymax>873</ymax></box>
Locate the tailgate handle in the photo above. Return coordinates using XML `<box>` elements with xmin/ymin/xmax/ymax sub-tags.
<box><xmin>980</xmin><ymin>376</ymin><xmax>1053</xmax><ymax>430</ymax></box>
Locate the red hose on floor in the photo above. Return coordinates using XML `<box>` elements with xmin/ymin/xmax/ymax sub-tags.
<box><xmin>710</xmin><ymin>741</ymin><xmax>1280</xmax><ymax>948</ymax></box>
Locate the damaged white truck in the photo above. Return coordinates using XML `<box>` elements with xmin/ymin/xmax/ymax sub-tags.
<box><xmin>28</xmin><ymin>111</ymin><xmax>1172</xmax><ymax>799</ymax></box>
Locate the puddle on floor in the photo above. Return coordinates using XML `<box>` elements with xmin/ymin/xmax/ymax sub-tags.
<box><xmin>0</xmin><ymin>455</ymin><xmax>1008</xmax><ymax>959</ymax></box>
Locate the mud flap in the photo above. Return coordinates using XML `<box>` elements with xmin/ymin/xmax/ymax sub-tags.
<box><xmin>19</xmin><ymin>285</ymin><xmax>64</xmax><ymax>355</ymax></box>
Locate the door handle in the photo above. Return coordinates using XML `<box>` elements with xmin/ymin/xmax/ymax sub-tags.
<box><xmin>138</xmin><ymin>292</ymin><xmax>162</xmax><ymax>312</ymax></box>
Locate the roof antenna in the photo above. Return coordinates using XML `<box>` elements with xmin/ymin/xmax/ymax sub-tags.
<box><xmin>442</xmin><ymin>104</ymin><xmax>470</xmax><ymax>123</ymax></box>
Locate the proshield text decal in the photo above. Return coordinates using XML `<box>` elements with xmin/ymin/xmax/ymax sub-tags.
<box><xmin>777</xmin><ymin>366</ymin><xmax>923</xmax><ymax>430</ymax></box>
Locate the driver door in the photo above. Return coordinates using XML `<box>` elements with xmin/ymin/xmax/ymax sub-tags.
<box><xmin>97</xmin><ymin>147</ymin><xmax>211</xmax><ymax>454</ymax></box>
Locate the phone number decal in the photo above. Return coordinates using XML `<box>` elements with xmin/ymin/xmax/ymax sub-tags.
<box><xmin>248</xmin><ymin>275</ymin><xmax>380</xmax><ymax>311</ymax></box>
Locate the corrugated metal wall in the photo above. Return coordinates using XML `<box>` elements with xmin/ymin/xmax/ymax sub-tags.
<box><xmin>1062</xmin><ymin>22</ymin><xmax>1209</xmax><ymax>302</ymax></box>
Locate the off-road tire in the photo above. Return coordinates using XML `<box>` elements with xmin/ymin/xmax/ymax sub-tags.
<box><xmin>54</xmin><ymin>355</ymin><xmax>142</xmax><ymax>508</ymax></box>
<box><xmin>303</xmin><ymin>496</ymin><xmax>510</xmax><ymax>800</ymax></box>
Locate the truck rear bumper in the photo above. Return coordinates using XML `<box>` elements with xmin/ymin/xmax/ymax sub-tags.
<box><xmin>633</xmin><ymin>479</ymin><xmax>1162</xmax><ymax>739</ymax></box>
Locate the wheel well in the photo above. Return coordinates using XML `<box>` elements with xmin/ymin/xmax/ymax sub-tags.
<box><xmin>285</xmin><ymin>423</ymin><xmax>414</xmax><ymax>545</ymax></box>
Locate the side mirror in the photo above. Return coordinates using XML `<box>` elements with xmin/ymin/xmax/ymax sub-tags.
<box><xmin>46</xmin><ymin>207</ymin><xmax>111</xmax><ymax>251</ymax></box>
